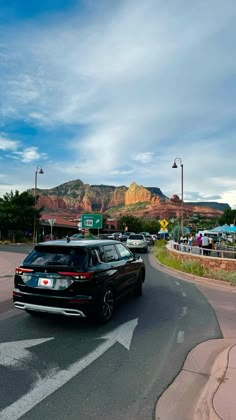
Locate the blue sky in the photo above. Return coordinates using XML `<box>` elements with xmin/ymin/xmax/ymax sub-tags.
<box><xmin>0</xmin><ymin>0</ymin><xmax>236</xmax><ymax>207</ymax></box>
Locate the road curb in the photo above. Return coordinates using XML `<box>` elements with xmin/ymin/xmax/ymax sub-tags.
<box><xmin>155</xmin><ymin>339</ymin><xmax>235</xmax><ymax>420</ymax></box>
<box><xmin>193</xmin><ymin>344</ymin><xmax>232</xmax><ymax>420</ymax></box>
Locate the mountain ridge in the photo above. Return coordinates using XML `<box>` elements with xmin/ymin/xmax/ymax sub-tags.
<box><xmin>31</xmin><ymin>179</ymin><xmax>227</xmax><ymax>219</ymax></box>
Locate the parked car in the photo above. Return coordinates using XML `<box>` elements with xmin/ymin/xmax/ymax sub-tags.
<box><xmin>13</xmin><ymin>239</ymin><xmax>145</xmax><ymax>323</ymax></box>
<box><xmin>126</xmin><ymin>234</ymin><xmax>148</xmax><ymax>253</ymax></box>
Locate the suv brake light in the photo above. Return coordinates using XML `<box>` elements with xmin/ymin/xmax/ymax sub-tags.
<box><xmin>15</xmin><ymin>267</ymin><xmax>34</xmax><ymax>274</ymax></box>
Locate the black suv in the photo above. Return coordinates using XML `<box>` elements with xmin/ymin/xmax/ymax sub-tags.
<box><xmin>13</xmin><ymin>239</ymin><xmax>145</xmax><ymax>323</ymax></box>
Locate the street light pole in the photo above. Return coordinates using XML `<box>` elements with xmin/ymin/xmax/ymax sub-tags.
<box><xmin>33</xmin><ymin>166</ymin><xmax>44</xmax><ymax>244</ymax></box>
<box><xmin>172</xmin><ymin>158</ymin><xmax>184</xmax><ymax>237</ymax></box>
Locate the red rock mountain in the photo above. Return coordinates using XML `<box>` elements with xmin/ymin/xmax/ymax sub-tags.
<box><xmin>32</xmin><ymin>179</ymin><xmax>225</xmax><ymax>219</ymax></box>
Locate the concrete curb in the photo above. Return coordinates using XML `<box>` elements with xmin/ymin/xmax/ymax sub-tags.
<box><xmin>155</xmin><ymin>339</ymin><xmax>236</xmax><ymax>420</ymax></box>
<box><xmin>193</xmin><ymin>344</ymin><xmax>231</xmax><ymax>420</ymax></box>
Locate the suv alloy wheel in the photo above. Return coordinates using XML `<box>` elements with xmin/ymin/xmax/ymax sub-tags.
<box><xmin>97</xmin><ymin>288</ymin><xmax>115</xmax><ymax>323</ymax></box>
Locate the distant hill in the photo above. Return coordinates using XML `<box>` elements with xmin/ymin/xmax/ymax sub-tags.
<box><xmin>31</xmin><ymin>179</ymin><xmax>228</xmax><ymax>220</ymax></box>
<box><xmin>186</xmin><ymin>202</ymin><xmax>230</xmax><ymax>212</ymax></box>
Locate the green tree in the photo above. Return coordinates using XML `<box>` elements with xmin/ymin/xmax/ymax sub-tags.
<box><xmin>118</xmin><ymin>215</ymin><xmax>143</xmax><ymax>233</ymax></box>
<box><xmin>0</xmin><ymin>190</ymin><xmax>43</xmax><ymax>240</ymax></box>
<box><xmin>139</xmin><ymin>218</ymin><xmax>160</xmax><ymax>234</ymax></box>
<box><xmin>219</xmin><ymin>209</ymin><xmax>236</xmax><ymax>226</ymax></box>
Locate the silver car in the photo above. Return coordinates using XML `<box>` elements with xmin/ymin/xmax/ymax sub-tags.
<box><xmin>126</xmin><ymin>234</ymin><xmax>148</xmax><ymax>253</ymax></box>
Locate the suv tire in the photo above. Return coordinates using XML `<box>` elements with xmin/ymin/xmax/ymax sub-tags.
<box><xmin>96</xmin><ymin>288</ymin><xmax>115</xmax><ymax>323</ymax></box>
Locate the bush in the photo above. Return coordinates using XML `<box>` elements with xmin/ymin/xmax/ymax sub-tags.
<box><xmin>0</xmin><ymin>241</ymin><xmax>11</xmax><ymax>245</ymax></box>
<box><xmin>153</xmin><ymin>240</ymin><xmax>236</xmax><ymax>282</ymax></box>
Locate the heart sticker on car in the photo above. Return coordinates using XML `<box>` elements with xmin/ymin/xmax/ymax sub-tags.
<box><xmin>43</xmin><ymin>280</ymin><xmax>48</xmax><ymax>285</ymax></box>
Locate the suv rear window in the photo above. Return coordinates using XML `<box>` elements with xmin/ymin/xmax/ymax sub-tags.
<box><xmin>23</xmin><ymin>245</ymin><xmax>87</xmax><ymax>269</ymax></box>
<box><xmin>129</xmin><ymin>235</ymin><xmax>144</xmax><ymax>240</ymax></box>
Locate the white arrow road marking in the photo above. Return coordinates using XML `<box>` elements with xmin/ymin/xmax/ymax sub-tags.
<box><xmin>0</xmin><ymin>338</ymin><xmax>54</xmax><ymax>367</ymax></box>
<box><xmin>0</xmin><ymin>318</ymin><xmax>138</xmax><ymax>420</ymax></box>
<box><xmin>176</xmin><ymin>330</ymin><xmax>185</xmax><ymax>344</ymax></box>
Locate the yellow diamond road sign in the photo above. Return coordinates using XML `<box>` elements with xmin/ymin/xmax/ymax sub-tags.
<box><xmin>160</xmin><ymin>219</ymin><xmax>169</xmax><ymax>229</ymax></box>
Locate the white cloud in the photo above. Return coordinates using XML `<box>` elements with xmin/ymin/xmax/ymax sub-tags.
<box><xmin>0</xmin><ymin>0</ymin><xmax>236</xmax><ymax>205</ymax></box>
<box><xmin>0</xmin><ymin>136</ymin><xmax>19</xmax><ymax>151</ymax></box>
<box><xmin>133</xmin><ymin>152</ymin><xmax>155</xmax><ymax>164</ymax></box>
<box><xmin>12</xmin><ymin>147</ymin><xmax>48</xmax><ymax>163</ymax></box>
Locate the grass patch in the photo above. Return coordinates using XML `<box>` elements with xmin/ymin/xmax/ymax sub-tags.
<box><xmin>153</xmin><ymin>240</ymin><xmax>236</xmax><ymax>283</ymax></box>
<box><xmin>206</xmin><ymin>269</ymin><xmax>236</xmax><ymax>285</ymax></box>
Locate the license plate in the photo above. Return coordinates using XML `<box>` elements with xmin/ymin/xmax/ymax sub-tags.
<box><xmin>38</xmin><ymin>278</ymin><xmax>53</xmax><ymax>287</ymax></box>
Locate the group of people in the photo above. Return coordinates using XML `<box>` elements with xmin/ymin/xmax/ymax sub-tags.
<box><xmin>179</xmin><ymin>234</ymin><xmax>194</xmax><ymax>251</ymax></box>
<box><xmin>179</xmin><ymin>233</ymin><xmax>214</xmax><ymax>255</ymax></box>
<box><xmin>196</xmin><ymin>233</ymin><xmax>214</xmax><ymax>255</ymax></box>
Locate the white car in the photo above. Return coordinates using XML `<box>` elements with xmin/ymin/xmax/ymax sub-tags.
<box><xmin>126</xmin><ymin>234</ymin><xmax>148</xmax><ymax>253</ymax></box>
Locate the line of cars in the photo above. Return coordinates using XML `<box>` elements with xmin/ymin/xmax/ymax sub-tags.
<box><xmin>105</xmin><ymin>231</ymin><xmax>156</xmax><ymax>253</ymax></box>
<box><xmin>66</xmin><ymin>231</ymin><xmax>157</xmax><ymax>254</ymax></box>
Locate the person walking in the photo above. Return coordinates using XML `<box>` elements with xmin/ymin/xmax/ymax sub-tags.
<box><xmin>208</xmin><ymin>236</ymin><xmax>213</xmax><ymax>255</ymax></box>
<box><xmin>201</xmin><ymin>233</ymin><xmax>209</xmax><ymax>256</ymax></box>
<box><xmin>197</xmin><ymin>233</ymin><xmax>202</xmax><ymax>254</ymax></box>
<box><xmin>188</xmin><ymin>234</ymin><xmax>193</xmax><ymax>252</ymax></box>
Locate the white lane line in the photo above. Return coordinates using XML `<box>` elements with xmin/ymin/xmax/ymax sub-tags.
<box><xmin>182</xmin><ymin>291</ymin><xmax>187</xmax><ymax>297</ymax></box>
<box><xmin>180</xmin><ymin>306</ymin><xmax>188</xmax><ymax>319</ymax></box>
<box><xmin>175</xmin><ymin>281</ymin><xmax>180</xmax><ymax>286</ymax></box>
<box><xmin>176</xmin><ymin>330</ymin><xmax>185</xmax><ymax>344</ymax></box>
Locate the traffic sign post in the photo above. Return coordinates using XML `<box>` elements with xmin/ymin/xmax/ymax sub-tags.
<box><xmin>81</xmin><ymin>214</ymin><xmax>103</xmax><ymax>230</ymax></box>
<box><xmin>160</xmin><ymin>219</ymin><xmax>169</xmax><ymax>230</ymax></box>
<box><xmin>48</xmin><ymin>219</ymin><xmax>56</xmax><ymax>240</ymax></box>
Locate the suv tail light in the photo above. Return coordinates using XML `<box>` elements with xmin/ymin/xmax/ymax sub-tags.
<box><xmin>15</xmin><ymin>267</ymin><xmax>34</xmax><ymax>274</ymax></box>
<box><xmin>58</xmin><ymin>271</ymin><xmax>94</xmax><ymax>280</ymax></box>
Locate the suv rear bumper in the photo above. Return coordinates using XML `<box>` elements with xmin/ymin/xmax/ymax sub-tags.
<box><xmin>14</xmin><ymin>301</ymin><xmax>86</xmax><ymax>317</ymax></box>
<box><xmin>13</xmin><ymin>287</ymin><xmax>94</xmax><ymax>317</ymax></box>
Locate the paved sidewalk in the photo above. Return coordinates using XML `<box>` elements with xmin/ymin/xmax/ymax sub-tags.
<box><xmin>0</xmin><ymin>251</ymin><xmax>27</xmax><ymax>303</ymax></box>
<box><xmin>153</xmin><ymin>255</ymin><xmax>236</xmax><ymax>420</ymax></box>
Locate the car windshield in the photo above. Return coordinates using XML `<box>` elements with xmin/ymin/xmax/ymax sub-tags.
<box><xmin>23</xmin><ymin>246</ymin><xmax>88</xmax><ymax>269</ymax></box>
<box><xmin>129</xmin><ymin>235</ymin><xmax>144</xmax><ymax>240</ymax></box>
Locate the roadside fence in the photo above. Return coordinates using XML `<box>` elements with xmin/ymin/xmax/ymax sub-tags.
<box><xmin>170</xmin><ymin>241</ymin><xmax>236</xmax><ymax>259</ymax></box>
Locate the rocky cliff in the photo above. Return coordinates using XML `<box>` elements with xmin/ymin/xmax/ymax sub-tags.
<box><xmin>125</xmin><ymin>182</ymin><xmax>167</xmax><ymax>205</ymax></box>
<box><xmin>33</xmin><ymin>179</ymin><xmax>167</xmax><ymax>214</ymax></box>
<box><xmin>32</xmin><ymin>179</ymin><xmax>224</xmax><ymax>219</ymax></box>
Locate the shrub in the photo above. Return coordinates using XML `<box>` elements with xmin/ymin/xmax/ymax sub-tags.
<box><xmin>153</xmin><ymin>241</ymin><xmax>235</xmax><ymax>282</ymax></box>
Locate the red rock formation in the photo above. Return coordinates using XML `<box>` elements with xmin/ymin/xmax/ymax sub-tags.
<box><xmin>33</xmin><ymin>179</ymin><xmax>224</xmax><ymax>221</ymax></box>
<box><xmin>125</xmin><ymin>182</ymin><xmax>152</xmax><ymax>205</ymax></box>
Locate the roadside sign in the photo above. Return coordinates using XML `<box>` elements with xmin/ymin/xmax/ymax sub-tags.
<box><xmin>160</xmin><ymin>219</ymin><xmax>169</xmax><ymax>229</ymax></box>
<box><xmin>48</xmin><ymin>219</ymin><xmax>56</xmax><ymax>226</ymax></box>
<box><xmin>81</xmin><ymin>214</ymin><xmax>103</xmax><ymax>229</ymax></box>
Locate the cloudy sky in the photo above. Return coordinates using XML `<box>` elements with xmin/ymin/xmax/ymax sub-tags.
<box><xmin>0</xmin><ymin>0</ymin><xmax>235</xmax><ymax>207</ymax></box>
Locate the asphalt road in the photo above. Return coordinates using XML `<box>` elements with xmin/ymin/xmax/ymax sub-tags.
<box><xmin>0</xmin><ymin>249</ymin><xmax>222</xmax><ymax>420</ymax></box>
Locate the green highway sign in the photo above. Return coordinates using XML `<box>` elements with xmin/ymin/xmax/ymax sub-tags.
<box><xmin>81</xmin><ymin>214</ymin><xmax>103</xmax><ymax>229</ymax></box>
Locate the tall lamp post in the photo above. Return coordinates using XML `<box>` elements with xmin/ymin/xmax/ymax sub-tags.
<box><xmin>33</xmin><ymin>166</ymin><xmax>44</xmax><ymax>244</ymax></box>
<box><xmin>172</xmin><ymin>158</ymin><xmax>184</xmax><ymax>237</ymax></box>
